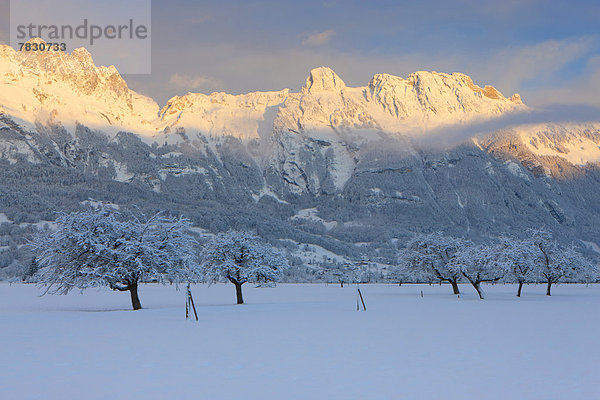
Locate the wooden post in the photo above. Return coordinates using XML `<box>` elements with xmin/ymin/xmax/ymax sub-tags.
<box><xmin>188</xmin><ymin>285</ymin><xmax>198</xmax><ymax>321</ymax></box>
<box><xmin>357</xmin><ymin>286</ymin><xmax>366</xmax><ymax>311</ymax></box>
<box><xmin>185</xmin><ymin>287</ymin><xmax>190</xmax><ymax>320</ymax></box>
<box><xmin>185</xmin><ymin>284</ymin><xmax>198</xmax><ymax>321</ymax></box>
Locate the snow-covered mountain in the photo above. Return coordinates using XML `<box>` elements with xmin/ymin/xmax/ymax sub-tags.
<box><xmin>481</xmin><ymin>122</ymin><xmax>600</xmax><ymax>180</ymax></box>
<box><xmin>0</xmin><ymin>40</ymin><xmax>525</xmax><ymax>142</ymax></box>
<box><xmin>158</xmin><ymin>66</ymin><xmax>525</xmax><ymax>142</ymax></box>
<box><xmin>2</xmin><ymin>40</ymin><xmax>600</xmax><ymax>264</ymax></box>
<box><xmin>0</xmin><ymin>39</ymin><xmax>158</xmax><ymax>136</ymax></box>
<box><xmin>0</xmin><ymin>40</ymin><xmax>532</xmax><ymax>193</ymax></box>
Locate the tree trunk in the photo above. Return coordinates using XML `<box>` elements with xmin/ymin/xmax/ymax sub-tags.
<box><xmin>546</xmin><ymin>281</ymin><xmax>552</xmax><ymax>296</ymax></box>
<box><xmin>235</xmin><ymin>282</ymin><xmax>244</xmax><ymax>304</ymax></box>
<box><xmin>517</xmin><ymin>281</ymin><xmax>524</xmax><ymax>297</ymax></box>
<box><xmin>451</xmin><ymin>279</ymin><xmax>460</xmax><ymax>295</ymax></box>
<box><xmin>473</xmin><ymin>281</ymin><xmax>485</xmax><ymax>300</ymax></box>
<box><xmin>129</xmin><ymin>283</ymin><xmax>142</xmax><ymax>310</ymax></box>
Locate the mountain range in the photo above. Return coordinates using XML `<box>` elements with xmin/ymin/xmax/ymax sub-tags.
<box><xmin>1</xmin><ymin>39</ymin><xmax>600</xmax><ymax>273</ymax></box>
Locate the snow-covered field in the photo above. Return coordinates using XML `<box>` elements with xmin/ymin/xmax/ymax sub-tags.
<box><xmin>1</xmin><ymin>283</ymin><xmax>598</xmax><ymax>400</ymax></box>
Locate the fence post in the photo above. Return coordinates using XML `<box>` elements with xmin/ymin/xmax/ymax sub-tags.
<box><xmin>186</xmin><ymin>284</ymin><xmax>198</xmax><ymax>321</ymax></box>
<box><xmin>357</xmin><ymin>284</ymin><xmax>366</xmax><ymax>311</ymax></box>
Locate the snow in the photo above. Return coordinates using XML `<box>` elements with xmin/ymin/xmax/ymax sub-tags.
<box><xmin>0</xmin><ymin>283</ymin><xmax>598</xmax><ymax>400</ymax></box>
<box><xmin>18</xmin><ymin>220</ymin><xmax>57</xmax><ymax>230</ymax></box>
<box><xmin>158</xmin><ymin>165</ymin><xmax>208</xmax><ymax>181</ymax></box>
<box><xmin>505</xmin><ymin>160</ymin><xmax>531</xmax><ymax>181</ymax></box>
<box><xmin>113</xmin><ymin>162</ymin><xmax>135</xmax><ymax>182</ymax></box>
<box><xmin>98</xmin><ymin>158</ymin><xmax>134</xmax><ymax>182</ymax></box>
<box><xmin>472</xmin><ymin>137</ymin><xmax>484</xmax><ymax>150</ymax></box>
<box><xmin>291</xmin><ymin>208</ymin><xmax>337</xmax><ymax>230</ymax></box>
<box><xmin>189</xmin><ymin>226</ymin><xmax>214</xmax><ymax>238</ymax></box>
<box><xmin>284</xmin><ymin>239</ymin><xmax>351</xmax><ymax>266</ymax></box>
<box><xmin>582</xmin><ymin>240</ymin><xmax>600</xmax><ymax>255</ymax></box>
<box><xmin>326</xmin><ymin>138</ymin><xmax>356</xmax><ymax>190</ymax></box>
<box><xmin>485</xmin><ymin>161</ymin><xmax>495</xmax><ymax>175</ymax></box>
<box><xmin>158</xmin><ymin>89</ymin><xmax>290</xmax><ymax>140</ymax></box>
<box><xmin>0</xmin><ymin>213</ymin><xmax>11</xmax><ymax>224</ymax></box>
<box><xmin>252</xmin><ymin>186</ymin><xmax>289</xmax><ymax>204</ymax></box>
<box><xmin>456</xmin><ymin>192</ymin><xmax>465</xmax><ymax>208</ymax></box>
<box><xmin>0</xmin><ymin>139</ymin><xmax>39</xmax><ymax>164</ymax></box>
<box><xmin>160</xmin><ymin>151</ymin><xmax>184</xmax><ymax>158</ymax></box>
<box><xmin>80</xmin><ymin>199</ymin><xmax>120</xmax><ymax>209</ymax></box>
<box><xmin>343</xmin><ymin>221</ymin><xmax>364</xmax><ymax>227</ymax></box>
<box><xmin>518</xmin><ymin>123</ymin><xmax>600</xmax><ymax>165</ymax></box>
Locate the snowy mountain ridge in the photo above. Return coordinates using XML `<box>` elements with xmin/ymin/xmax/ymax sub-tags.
<box><xmin>160</xmin><ymin>66</ymin><xmax>527</xmax><ymax>142</ymax></box>
<box><xmin>0</xmin><ymin>39</ymin><xmax>526</xmax><ymax>143</ymax></box>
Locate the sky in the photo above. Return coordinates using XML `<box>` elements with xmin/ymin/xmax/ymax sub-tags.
<box><xmin>1</xmin><ymin>0</ymin><xmax>600</xmax><ymax>108</ymax></box>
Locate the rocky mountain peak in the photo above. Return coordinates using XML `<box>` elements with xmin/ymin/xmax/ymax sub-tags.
<box><xmin>0</xmin><ymin>39</ymin><xmax>158</xmax><ymax>135</ymax></box>
<box><xmin>510</xmin><ymin>93</ymin><xmax>523</xmax><ymax>104</ymax></box>
<box><xmin>304</xmin><ymin>67</ymin><xmax>346</xmax><ymax>93</ymax></box>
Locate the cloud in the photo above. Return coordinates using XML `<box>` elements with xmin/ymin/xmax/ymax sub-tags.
<box><xmin>126</xmin><ymin>0</ymin><xmax>600</xmax><ymax>106</ymax></box>
<box><xmin>160</xmin><ymin>37</ymin><xmax>595</xmax><ymax>96</ymax></box>
<box><xmin>168</xmin><ymin>73</ymin><xmax>222</xmax><ymax>92</ymax></box>
<box><xmin>132</xmin><ymin>34</ymin><xmax>599</xmax><ymax>109</ymax></box>
<box><xmin>302</xmin><ymin>30</ymin><xmax>335</xmax><ymax>46</ymax></box>
<box><xmin>479</xmin><ymin>37</ymin><xmax>595</xmax><ymax>96</ymax></box>
<box><xmin>415</xmin><ymin>103</ymin><xmax>600</xmax><ymax>150</ymax></box>
<box><xmin>526</xmin><ymin>56</ymin><xmax>600</xmax><ymax>107</ymax></box>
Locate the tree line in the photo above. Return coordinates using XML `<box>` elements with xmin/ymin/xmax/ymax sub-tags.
<box><xmin>24</xmin><ymin>207</ymin><xmax>598</xmax><ymax>310</ymax></box>
<box><xmin>394</xmin><ymin>231</ymin><xmax>597</xmax><ymax>299</ymax></box>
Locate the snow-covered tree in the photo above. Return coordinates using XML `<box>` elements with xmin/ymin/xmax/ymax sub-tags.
<box><xmin>29</xmin><ymin>207</ymin><xmax>199</xmax><ymax>310</ymax></box>
<box><xmin>449</xmin><ymin>243</ymin><xmax>507</xmax><ymax>299</ymax></box>
<box><xmin>399</xmin><ymin>233</ymin><xmax>468</xmax><ymax>294</ymax></box>
<box><xmin>497</xmin><ymin>236</ymin><xmax>537</xmax><ymax>297</ymax></box>
<box><xmin>530</xmin><ymin>229</ymin><xmax>596</xmax><ymax>295</ymax></box>
<box><xmin>200</xmin><ymin>231</ymin><xmax>289</xmax><ymax>304</ymax></box>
